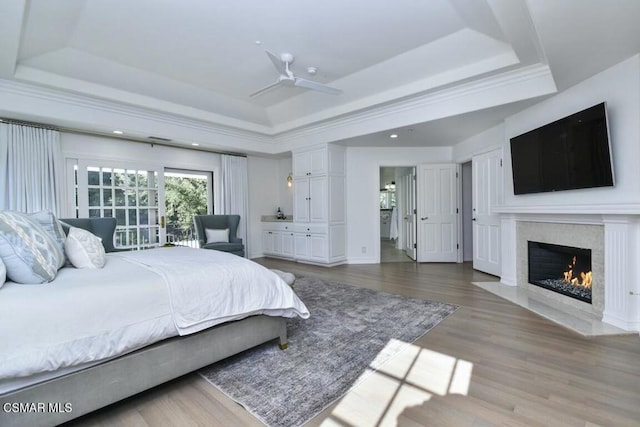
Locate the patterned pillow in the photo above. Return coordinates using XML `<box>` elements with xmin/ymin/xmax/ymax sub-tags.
<box><xmin>65</xmin><ymin>227</ymin><xmax>106</xmax><ymax>269</ymax></box>
<box><xmin>0</xmin><ymin>257</ymin><xmax>6</xmax><ymax>289</ymax></box>
<box><xmin>27</xmin><ymin>210</ymin><xmax>66</xmax><ymax>269</ymax></box>
<box><xmin>0</xmin><ymin>211</ymin><xmax>64</xmax><ymax>284</ymax></box>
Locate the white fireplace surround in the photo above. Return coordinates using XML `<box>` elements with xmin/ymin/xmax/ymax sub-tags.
<box><xmin>499</xmin><ymin>212</ymin><xmax>640</xmax><ymax>332</ymax></box>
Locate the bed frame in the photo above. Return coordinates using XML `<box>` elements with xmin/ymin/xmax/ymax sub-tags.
<box><xmin>0</xmin><ymin>315</ymin><xmax>287</xmax><ymax>427</ymax></box>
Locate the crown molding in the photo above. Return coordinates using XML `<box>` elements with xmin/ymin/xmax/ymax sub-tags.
<box><xmin>273</xmin><ymin>63</ymin><xmax>555</xmax><ymax>148</ymax></box>
<box><xmin>1</xmin><ymin>62</ymin><xmax>554</xmax><ymax>155</ymax></box>
<box><xmin>0</xmin><ymin>78</ymin><xmax>274</xmax><ymax>146</ymax></box>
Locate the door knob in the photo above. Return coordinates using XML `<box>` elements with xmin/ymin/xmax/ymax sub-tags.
<box><xmin>472</xmin><ymin>218</ymin><xmax>477</xmax><ymax>221</ymax></box>
<box><xmin>421</xmin><ymin>216</ymin><xmax>429</xmax><ymax>220</ymax></box>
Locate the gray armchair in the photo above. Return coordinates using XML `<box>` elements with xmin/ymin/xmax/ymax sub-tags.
<box><xmin>59</xmin><ymin>217</ymin><xmax>125</xmax><ymax>253</ymax></box>
<box><xmin>193</xmin><ymin>215</ymin><xmax>245</xmax><ymax>257</ymax></box>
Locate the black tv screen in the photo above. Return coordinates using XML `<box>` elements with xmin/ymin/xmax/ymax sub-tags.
<box><xmin>510</xmin><ymin>103</ymin><xmax>614</xmax><ymax>195</ymax></box>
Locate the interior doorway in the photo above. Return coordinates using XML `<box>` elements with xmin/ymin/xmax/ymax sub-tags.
<box><xmin>379</xmin><ymin>166</ymin><xmax>416</xmax><ymax>263</ymax></box>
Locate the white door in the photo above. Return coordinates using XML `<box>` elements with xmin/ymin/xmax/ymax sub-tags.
<box><xmin>417</xmin><ymin>164</ymin><xmax>458</xmax><ymax>262</ymax></box>
<box><xmin>309</xmin><ymin>176</ymin><xmax>327</xmax><ymax>222</ymax></box>
<box><xmin>293</xmin><ymin>178</ymin><xmax>309</xmax><ymax>222</ymax></box>
<box><xmin>403</xmin><ymin>169</ymin><xmax>417</xmax><ymax>260</ymax></box>
<box><xmin>472</xmin><ymin>149</ymin><xmax>502</xmax><ymax>276</ymax></box>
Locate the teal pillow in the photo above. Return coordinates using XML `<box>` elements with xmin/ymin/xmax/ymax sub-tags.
<box><xmin>0</xmin><ymin>211</ymin><xmax>64</xmax><ymax>284</ymax></box>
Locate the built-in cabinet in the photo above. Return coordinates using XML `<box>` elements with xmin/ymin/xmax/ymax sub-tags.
<box><xmin>262</xmin><ymin>221</ymin><xmax>295</xmax><ymax>259</ymax></box>
<box><xmin>263</xmin><ymin>144</ymin><xmax>346</xmax><ymax>265</ymax></box>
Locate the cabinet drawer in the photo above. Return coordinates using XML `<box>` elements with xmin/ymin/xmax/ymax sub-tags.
<box><xmin>262</xmin><ymin>222</ymin><xmax>293</xmax><ymax>232</ymax></box>
<box><xmin>294</xmin><ymin>223</ymin><xmax>328</xmax><ymax>234</ymax></box>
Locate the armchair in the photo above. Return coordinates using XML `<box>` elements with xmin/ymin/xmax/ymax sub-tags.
<box><xmin>193</xmin><ymin>215</ymin><xmax>245</xmax><ymax>257</ymax></box>
<box><xmin>59</xmin><ymin>217</ymin><xmax>125</xmax><ymax>253</ymax></box>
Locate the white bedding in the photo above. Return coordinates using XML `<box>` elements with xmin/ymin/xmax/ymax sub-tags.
<box><xmin>116</xmin><ymin>247</ymin><xmax>309</xmax><ymax>335</ymax></box>
<box><xmin>0</xmin><ymin>247</ymin><xmax>309</xmax><ymax>393</ymax></box>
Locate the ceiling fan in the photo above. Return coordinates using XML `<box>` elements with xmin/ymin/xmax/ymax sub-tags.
<box><xmin>250</xmin><ymin>51</ymin><xmax>342</xmax><ymax>97</ymax></box>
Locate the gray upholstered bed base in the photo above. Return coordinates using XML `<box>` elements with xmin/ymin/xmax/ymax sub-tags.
<box><xmin>0</xmin><ymin>315</ymin><xmax>287</xmax><ymax>427</ymax></box>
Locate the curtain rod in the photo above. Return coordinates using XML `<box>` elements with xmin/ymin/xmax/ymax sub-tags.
<box><xmin>0</xmin><ymin>117</ymin><xmax>247</xmax><ymax>158</ymax></box>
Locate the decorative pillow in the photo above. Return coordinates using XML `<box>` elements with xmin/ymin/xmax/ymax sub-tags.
<box><xmin>0</xmin><ymin>257</ymin><xmax>6</xmax><ymax>289</ymax></box>
<box><xmin>65</xmin><ymin>227</ymin><xmax>106</xmax><ymax>269</ymax></box>
<box><xmin>205</xmin><ymin>228</ymin><xmax>229</xmax><ymax>243</ymax></box>
<box><xmin>0</xmin><ymin>211</ymin><xmax>64</xmax><ymax>284</ymax></box>
<box><xmin>27</xmin><ymin>210</ymin><xmax>66</xmax><ymax>269</ymax></box>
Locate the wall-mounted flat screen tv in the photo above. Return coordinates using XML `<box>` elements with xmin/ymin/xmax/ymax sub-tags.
<box><xmin>510</xmin><ymin>102</ymin><xmax>614</xmax><ymax>195</ymax></box>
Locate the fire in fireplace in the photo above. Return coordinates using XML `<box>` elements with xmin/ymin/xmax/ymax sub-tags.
<box><xmin>527</xmin><ymin>241</ymin><xmax>592</xmax><ymax>303</ymax></box>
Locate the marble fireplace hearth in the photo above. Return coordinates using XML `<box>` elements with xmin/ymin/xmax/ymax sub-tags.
<box><xmin>474</xmin><ymin>212</ymin><xmax>640</xmax><ymax>336</ymax></box>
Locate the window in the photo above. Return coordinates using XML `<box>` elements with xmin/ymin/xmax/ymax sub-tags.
<box><xmin>76</xmin><ymin>165</ymin><xmax>160</xmax><ymax>250</ymax></box>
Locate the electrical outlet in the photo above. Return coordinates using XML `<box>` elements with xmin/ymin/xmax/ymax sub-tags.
<box><xmin>361</xmin><ymin>246</ymin><xmax>367</xmax><ymax>254</ymax></box>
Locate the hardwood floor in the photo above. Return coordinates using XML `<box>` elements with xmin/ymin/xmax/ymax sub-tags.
<box><xmin>67</xmin><ymin>260</ymin><xmax>640</xmax><ymax>427</ymax></box>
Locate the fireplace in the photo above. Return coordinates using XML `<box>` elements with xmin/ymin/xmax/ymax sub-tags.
<box><xmin>528</xmin><ymin>241</ymin><xmax>592</xmax><ymax>304</ymax></box>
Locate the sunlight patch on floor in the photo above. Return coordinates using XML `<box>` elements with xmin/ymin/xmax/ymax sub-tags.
<box><xmin>321</xmin><ymin>340</ymin><xmax>473</xmax><ymax>426</ymax></box>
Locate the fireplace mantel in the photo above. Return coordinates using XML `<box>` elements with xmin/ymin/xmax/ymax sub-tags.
<box><xmin>499</xmin><ymin>211</ymin><xmax>640</xmax><ymax>333</ymax></box>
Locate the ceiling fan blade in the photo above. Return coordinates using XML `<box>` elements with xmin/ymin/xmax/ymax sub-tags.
<box><xmin>265</xmin><ymin>50</ymin><xmax>287</xmax><ymax>76</ymax></box>
<box><xmin>250</xmin><ymin>79</ymin><xmax>283</xmax><ymax>97</ymax></box>
<box><xmin>294</xmin><ymin>77</ymin><xmax>342</xmax><ymax>95</ymax></box>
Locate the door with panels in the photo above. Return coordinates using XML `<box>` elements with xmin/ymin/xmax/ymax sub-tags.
<box><xmin>416</xmin><ymin>163</ymin><xmax>459</xmax><ymax>262</ymax></box>
<box><xmin>472</xmin><ymin>148</ymin><xmax>502</xmax><ymax>276</ymax></box>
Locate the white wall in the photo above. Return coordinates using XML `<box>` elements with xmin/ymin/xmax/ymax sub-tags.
<box><xmin>501</xmin><ymin>55</ymin><xmax>640</xmax><ymax>211</ymax></box>
<box><xmin>60</xmin><ymin>133</ymin><xmax>223</xmax><ymax>217</ymax></box>
<box><xmin>247</xmin><ymin>156</ymin><xmax>283</xmax><ymax>258</ymax></box>
<box><xmin>452</xmin><ymin>123</ymin><xmax>504</xmax><ymax>163</ymax></box>
<box><xmin>346</xmin><ymin>146</ymin><xmax>452</xmax><ymax>263</ymax></box>
<box><xmin>277</xmin><ymin>156</ymin><xmax>293</xmax><ymax>217</ymax></box>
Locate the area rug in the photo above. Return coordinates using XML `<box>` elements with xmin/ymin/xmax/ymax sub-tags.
<box><xmin>199</xmin><ymin>276</ymin><xmax>458</xmax><ymax>427</ymax></box>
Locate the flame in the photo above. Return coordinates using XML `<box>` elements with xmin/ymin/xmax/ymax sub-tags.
<box><xmin>562</xmin><ymin>256</ymin><xmax>592</xmax><ymax>289</ymax></box>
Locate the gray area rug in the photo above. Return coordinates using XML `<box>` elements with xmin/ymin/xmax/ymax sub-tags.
<box><xmin>199</xmin><ymin>276</ymin><xmax>458</xmax><ymax>427</ymax></box>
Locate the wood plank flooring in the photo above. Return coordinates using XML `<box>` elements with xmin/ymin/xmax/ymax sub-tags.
<box><xmin>66</xmin><ymin>260</ymin><xmax>640</xmax><ymax>427</ymax></box>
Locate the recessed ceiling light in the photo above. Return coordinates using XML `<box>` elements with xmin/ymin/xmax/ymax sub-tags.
<box><xmin>389</xmin><ymin>134</ymin><xmax>399</xmax><ymax>139</ymax></box>
<box><xmin>255</xmin><ymin>40</ymin><xmax>262</xmax><ymax>45</ymax></box>
<box><xmin>113</xmin><ymin>130</ymin><xmax>123</xmax><ymax>134</ymax></box>
<box><xmin>191</xmin><ymin>143</ymin><xmax>200</xmax><ymax>146</ymax></box>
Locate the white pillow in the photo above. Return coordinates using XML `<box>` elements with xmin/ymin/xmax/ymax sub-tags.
<box><xmin>65</xmin><ymin>227</ymin><xmax>106</xmax><ymax>269</ymax></box>
<box><xmin>0</xmin><ymin>257</ymin><xmax>6</xmax><ymax>289</ymax></box>
<box><xmin>205</xmin><ymin>228</ymin><xmax>229</xmax><ymax>243</ymax></box>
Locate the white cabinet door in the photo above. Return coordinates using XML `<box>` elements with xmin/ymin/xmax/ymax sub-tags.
<box><xmin>309</xmin><ymin>234</ymin><xmax>328</xmax><ymax>261</ymax></box>
<box><xmin>293</xmin><ymin>151</ymin><xmax>311</xmax><ymax>178</ymax></box>
<box><xmin>272</xmin><ymin>231</ymin><xmax>282</xmax><ymax>255</ymax></box>
<box><xmin>417</xmin><ymin>163</ymin><xmax>458</xmax><ymax>262</ymax></box>
<box><xmin>262</xmin><ymin>230</ymin><xmax>274</xmax><ymax>254</ymax></box>
<box><xmin>309</xmin><ymin>148</ymin><xmax>327</xmax><ymax>175</ymax></box>
<box><xmin>293</xmin><ymin>178</ymin><xmax>310</xmax><ymax>222</ymax></box>
<box><xmin>294</xmin><ymin>233</ymin><xmax>309</xmax><ymax>258</ymax></box>
<box><xmin>282</xmin><ymin>232</ymin><xmax>295</xmax><ymax>257</ymax></box>
<box><xmin>309</xmin><ymin>176</ymin><xmax>327</xmax><ymax>222</ymax></box>
<box><xmin>293</xmin><ymin>148</ymin><xmax>327</xmax><ymax>178</ymax></box>
<box><xmin>473</xmin><ymin>148</ymin><xmax>502</xmax><ymax>276</ymax></box>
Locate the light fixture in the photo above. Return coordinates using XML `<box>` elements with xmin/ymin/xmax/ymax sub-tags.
<box><xmin>389</xmin><ymin>133</ymin><xmax>398</xmax><ymax>139</ymax></box>
<box><xmin>113</xmin><ymin>130</ymin><xmax>123</xmax><ymax>135</ymax></box>
<box><xmin>191</xmin><ymin>143</ymin><xmax>199</xmax><ymax>146</ymax></box>
<box><xmin>287</xmin><ymin>173</ymin><xmax>293</xmax><ymax>188</ymax></box>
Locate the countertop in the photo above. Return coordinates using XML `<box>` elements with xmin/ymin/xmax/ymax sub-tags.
<box><xmin>261</xmin><ymin>215</ymin><xmax>293</xmax><ymax>222</ymax></box>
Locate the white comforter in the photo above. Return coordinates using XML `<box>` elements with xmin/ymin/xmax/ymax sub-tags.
<box><xmin>0</xmin><ymin>247</ymin><xmax>309</xmax><ymax>389</ymax></box>
<box><xmin>115</xmin><ymin>247</ymin><xmax>309</xmax><ymax>335</ymax></box>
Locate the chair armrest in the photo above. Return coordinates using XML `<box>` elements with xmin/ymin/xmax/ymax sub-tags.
<box><xmin>229</xmin><ymin>237</ymin><xmax>243</xmax><ymax>244</ymax></box>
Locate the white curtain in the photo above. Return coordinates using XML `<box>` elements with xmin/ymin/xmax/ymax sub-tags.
<box><xmin>220</xmin><ymin>154</ymin><xmax>249</xmax><ymax>256</ymax></box>
<box><xmin>0</xmin><ymin>123</ymin><xmax>63</xmax><ymax>214</ymax></box>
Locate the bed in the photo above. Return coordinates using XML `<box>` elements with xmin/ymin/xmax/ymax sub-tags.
<box><xmin>0</xmin><ymin>217</ymin><xmax>309</xmax><ymax>427</ymax></box>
